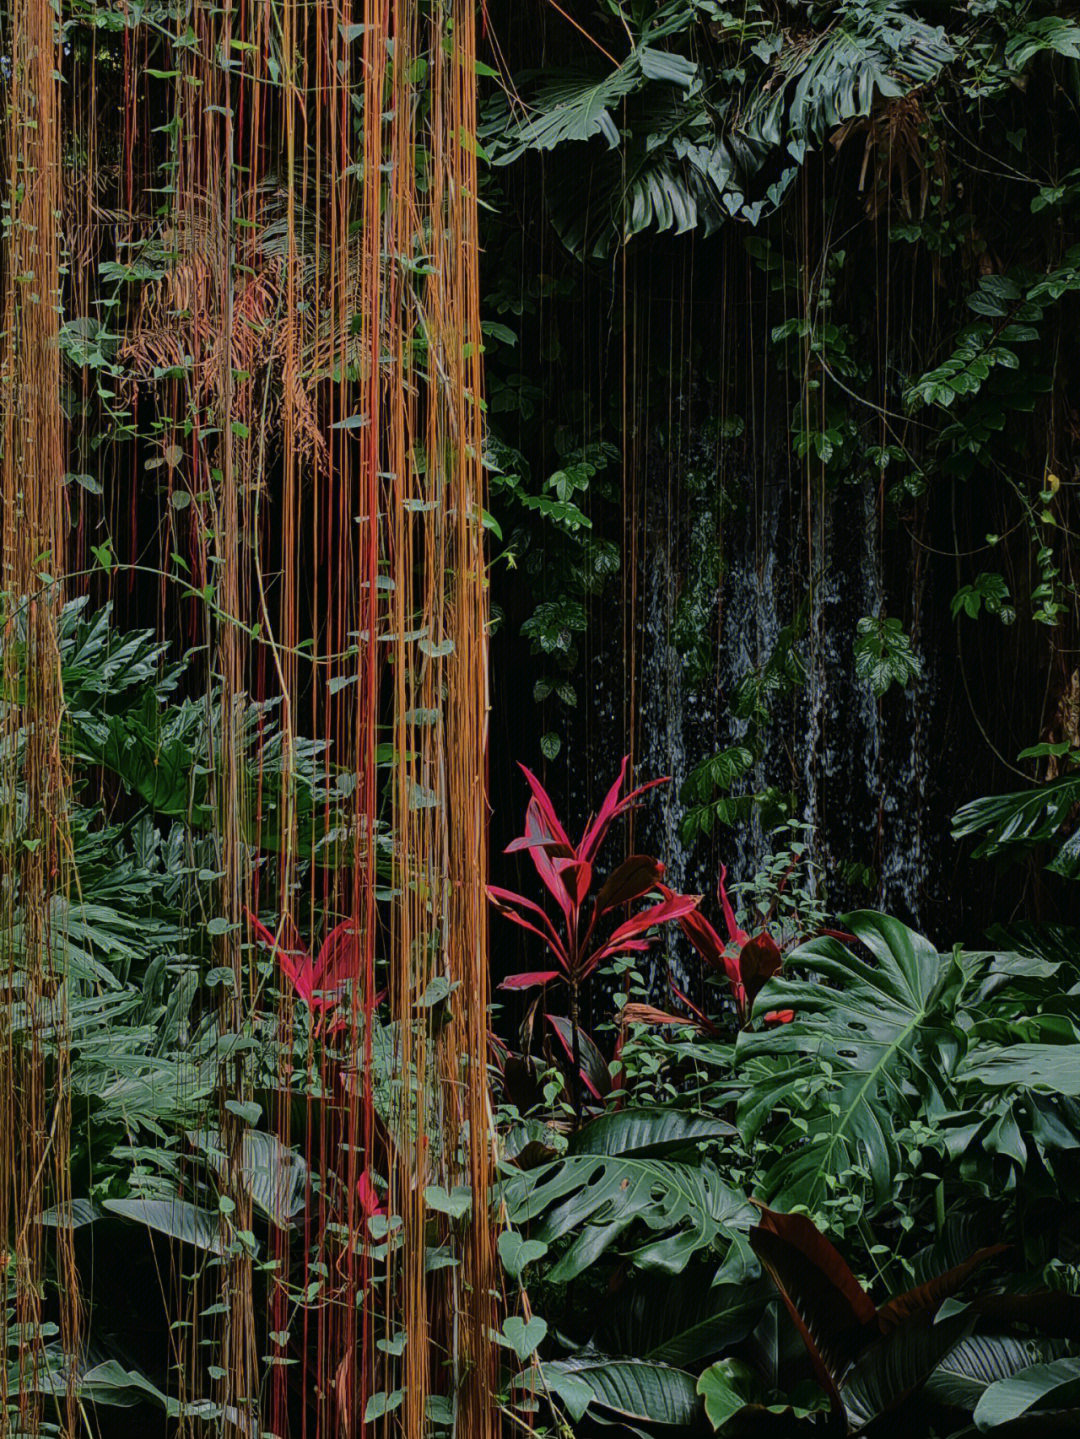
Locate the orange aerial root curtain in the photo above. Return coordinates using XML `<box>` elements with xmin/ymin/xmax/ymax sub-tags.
<box><xmin>1</xmin><ymin>0</ymin><xmax>495</xmax><ymax>1435</ymax></box>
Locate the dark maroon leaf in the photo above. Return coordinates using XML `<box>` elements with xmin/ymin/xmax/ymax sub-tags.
<box><xmin>750</xmin><ymin>1208</ymin><xmax>877</xmax><ymax>1408</ymax></box>
<box><xmin>552</xmin><ymin>855</ymin><xmax>593</xmax><ymax>907</ymax></box>
<box><xmin>740</xmin><ymin>931</ymin><xmax>784</xmax><ymax>1006</ymax></box>
<box><xmin>546</xmin><ymin>1014</ymin><xmax>612</xmax><ymax>1099</ymax></box>
<box><xmin>595</xmin><ymin>855</ymin><xmax>665</xmax><ymax>913</ymax></box>
<box><xmin>877</xmin><ymin>1245</ymin><xmax>1007</xmax><ymax>1332</ymax></box>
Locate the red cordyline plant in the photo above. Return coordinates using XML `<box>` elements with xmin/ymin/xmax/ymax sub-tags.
<box><xmin>488</xmin><ymin>756</ymin><xmax>700</xmax><ymax>1109</ymax></box>
<box><xmin>661</xmin><ymin>865</ymin><xmax>794</xmax><ymax>1027</ymax></box>
<box><xmin>624</xmin><ymin>864</ymin><xmax>855</xmax><ymax>1034</ymax></box>
<box><xmin>246</xmin><ymin>909</ymin><xmax>362</xmax><ymax>1031</ymax></box>
<box><xmin>246</xmin><ymin>909</ymin><xmax>385</xmax><ymax>1216</ymax></box>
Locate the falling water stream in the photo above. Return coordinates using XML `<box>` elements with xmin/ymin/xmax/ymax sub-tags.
<box><xmin>573</xmin><ymin>422</ymin><xmax>945</xmax><ymax>999</ymax></box>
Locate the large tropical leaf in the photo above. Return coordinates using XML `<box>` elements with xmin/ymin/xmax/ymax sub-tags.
<box><xmin>736</xmin><ymin>913</ymin><xmax>955</xmax><ymax>1210</ymax></box>
<box><xmin>959</xmin><ymin>1044</ymin><xmax>1080</xmax><ymax>1097</ymax></box>
<box><xmin>501</xmin><ymin>1145</ymin><xmax>755</xmax><ymax>1281</ymax></box>
<box><xmin>952</xmin><ymin>775</ymin><xmax>1080</xmax><ymax>877</ymax></box>
<box><xmin>493</xmin><ymin>62</ymin><xmax>644</xmax><ymax>165</ymax></box>
<box><xmin>840</xmin><ymin>1313</ymin><xmax>974</xmax><ymax>1431</ymax></box>
<box><xmin>748</xmin><ymin>1207</ymin><xmax>1000</xmax><ymax>1429</ymax></box>
<box><xmin>973</xmin><ymin>1356</ymin><xmax>1080</xmax><ymax>1430</ymax></box>
<box><xmin>190</xmin><ymin>1128</ymin><xmax>309</xmax><ymax>1228</ymax></box>
<box><xmin>568</xmin><ymin>1105</ymin><xmax>735</xmax><ymax>1157</ymax></box>
<box><xmin>540</xmin><ymin>1356</ymin><xmax>702</xmax><ymax>1429</ymax></box>
<box><xmin>748</xmin><ymin>1208</ymin><xmax>876</xmax><ymax>1402</ymax></box>
<box><xmin>101</xmin><ymin>1198</ymin><xmax>227</xmax><ymax>1254</ymax></box>
<box><xmin>596</xmin><ymin>1268</ymin><xmax>771</xmax><ymax>1370</ymax></box>
<box><xmin>742</xmin><ymin>1</ymin><xmax>954</xmax><ymax>148</ymax></box>
<box><xmin>925</xmin><ymin>1335</ymin><xmax>1064</xmax><ymax>1412</ymax></box>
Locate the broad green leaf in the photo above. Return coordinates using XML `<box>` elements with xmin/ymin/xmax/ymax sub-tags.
<box><xmin>736</xmin><ymin>913</ymin><xmax>952</xmax><ymax>1210</ymax></box>
<box><xmin>974</xmin><ymin>1356</ymin><xmax>1080</xmax><ymax>1429</ymax></box>
<box><xmin>101</xmin><ymin>1198</ymin><xmax>227</xmax><ymax>1254</ymax></box>
<box><xmin>497</xmin><ymin>1230</ymin><xmax>548</xmax><ymax>1278</ymax></box>
<box><xmin>569</xmin><ymin>1105</ymin><xmax>735</xmax><ymax>1157</ymax></box>
<box><xmin>424</xmin><ymin>1184</ymin><xmax>472</xmax><ymax>1219</ymax></box>
<box><xmin>190</xmin><ymin>1129</ymin><xmax>309</xmax><ymax>1228</ymax></box>
<box><xmin>959</xmin><ymin>1044</ymin><xmax>1080</xmax><ymax>1096</ymax></box>
<box><xmin>840</xmin><ymin>1314</ymin><xmax>973</xmax><ymax>1430</ymax></box>
<box><xmin>494</xmin><ymin>61</ymin><xmax>643</xmax><ymax>165</ymax></box>
<box><xmin>926</xmin><ymin>1335</ymin><xmax>1059</xmax><ymax>1411</ymax></box>
<box><xmin>502</xmin><ymin>1153</ymin><xmax>755</xmax><ymax>1281</ymax></box>
<box><xmin>697</xmin><ymin>1358</ymin><xmax>760</xmax><ymax>1430</ymax></box>
<box><xmin>37</xmin><ymin>1198</ymin><xmax>102</xmax><ymax>1229</ymax></box>
<box><xmin>596</xmin><ymin>1271</ymin><xmax>770</xmax><ymax>1369</ymax></box>
<box><xmin>498</xmin><ymin>1315</ymin><xmax>547</xmax><ymax>1362</ymax></box>
<box><xmin>542</xmin><ymin>1357</ymin><xmax>701</xmax><ymax>1428</ymax></box>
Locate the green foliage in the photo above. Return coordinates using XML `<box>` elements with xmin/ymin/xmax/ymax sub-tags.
<box><xmin>951</xmin><ymin>572</ymin><xmax>1016</xmax><ymax>625</ymax></box>
<box><xmin>736</xmin><ymin>913</ymin><xmax>956</xmax><ymax>1213</ymax></box>
<box><xmin>853</xmin><ymin>615</ymin><xmax>922</xmax><ymax>698</ymax></box>
<box><xmin>534</xmin><ymin>1356</ymin><xmax>702</xmax><ymax>1428</ymax></box>
<box><xmin>501</xmin><ymin>1108</ymin><xmax>754</xmax><ymax>1282</ymax></box>
<box><xmin>488</xmin><ymin>0</ymin><xmax>956</xmax><ymax>254</ymax></box>
<box><xmin>952</xmin><ymin>762</ymin><xmax>1080</xmax><ymax>877</ymax></box>
<box><xmin>973</xmin><ymin>1356</ymin><xmax>1080</xmax><ymax>1429</ymax></box>
<box><xmin>679</xmin><ymin>604</ymin><xmax>807</xmax><ymax>844</ymax></box>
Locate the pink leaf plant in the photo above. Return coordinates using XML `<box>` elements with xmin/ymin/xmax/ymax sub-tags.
<box><xmin>488</xmin><ymin>757</ymin><xmax>700</xmax><ymax>1111</ymax></box>
<box><xmin>489</xmin><ymin>756</ymin><xmax>700</xmax><ymax>996</ymax></box>
<box><xmin>634</xmin><ymin>863</ymin><xmax>857</xmax><ymax>1032</ymax></box>
<box><xmin>247</xmin><ymin>908</ymin><xmax>386</xmax><ymax>1238</ymax></box>
<box><xmin>247</xmin><ymin>910</ymin><xmax>358</xmax><ymax>1009</ymax></box>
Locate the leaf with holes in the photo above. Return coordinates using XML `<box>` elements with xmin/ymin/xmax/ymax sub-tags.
<box><xmin>736</xmin><ymin>913</ymin><xmax>956</xmax><ymax>1211</ymax></box>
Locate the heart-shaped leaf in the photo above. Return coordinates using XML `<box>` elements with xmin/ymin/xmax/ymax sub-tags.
<box><xmin>499</xmin><ymin>1315</ymin><xmax>548</xmax><ymax>1362</ymax></box>
<box><xmin>498</xmin><ymin>1230</ymin><xmax>548</xmax><ymax>1278</ymax></box>
<box><xmin>423</xmin><ymin>1184</ymin><xmax>471</xmax><ymax>1219</ymax></box>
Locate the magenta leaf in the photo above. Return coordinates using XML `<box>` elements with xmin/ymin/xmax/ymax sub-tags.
<box><xmin>577</xmin><ymin>754</ymin><xmax>629</xmax><ymax>862</ymax></box>
<box><xmin>487</xmin><ymin>885</ymin><xmax>570</xmax><ymax>966</ymax></box>
<box><xmin>505</xmin><ymin>833</ymin><xmax>572</xmax><ymax>855</ymax></box>
<box><xmin>517</xmin><ymin>763</ymin><xmax>574</xmax><ymax>849</ymax></box>
<box><xmin>718</xmin><ymin>863</ymin><xmax>750</xmax><ymax>947</ymax></box>
<box><xmin>498</xmin><ymin>971</ymin><xmax>563</xmax><ymax>991</ymax></box>
<box><xmin>312</xmin><ymin>920</ymin><xmax>361</xmax><ymax>996</ymax></box>
<box><xmin>523</xmin><ymin>799</ymin><xmax>574</xmax><ymax>920</ymax></box>
<box><xmin>595</xmin><ymin>891</ymin><xmax>701</xmax><ymax>962</ymax></box>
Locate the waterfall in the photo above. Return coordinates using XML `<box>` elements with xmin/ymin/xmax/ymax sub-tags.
<box><xmin>613</xmin><ymin>429</ymin><xmax>944</xmax><ymax>1002</ymax></box>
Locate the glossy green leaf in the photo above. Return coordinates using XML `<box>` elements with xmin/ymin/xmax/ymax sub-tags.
<box><xmin>736</xmin><ymin>913</ymin><xmax>952</xmax><ymax>1210</ymax></box>
<box><xmin>502</xmin><ymin>1153</ymin><xmax>755</xmax><ymax>1281</ymax></box>
<box><xmin>974</xmin><ymin>1356</ymin><xmax>1080</xmax><ymax>1429</ymax></box>
<box><xmin>542</xmin><ymin>1357</ymin><xmax>701</xmax><ymax>1428</ymax></box>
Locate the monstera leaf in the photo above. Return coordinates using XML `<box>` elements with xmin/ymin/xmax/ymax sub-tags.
<box><xmin>742</xmin><ymin>1</ymin><xmax>954</xmax><ymax>148</ymax></box>
<box><xmin>501</xmin><ymin>1108</ymin><xmax>754</xmax><ymax>1282</ymax></box>
<box><xmin>736</xmin><ymin>913</ymin><xmax>958</xmax><ymax>1211</ymax></box>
